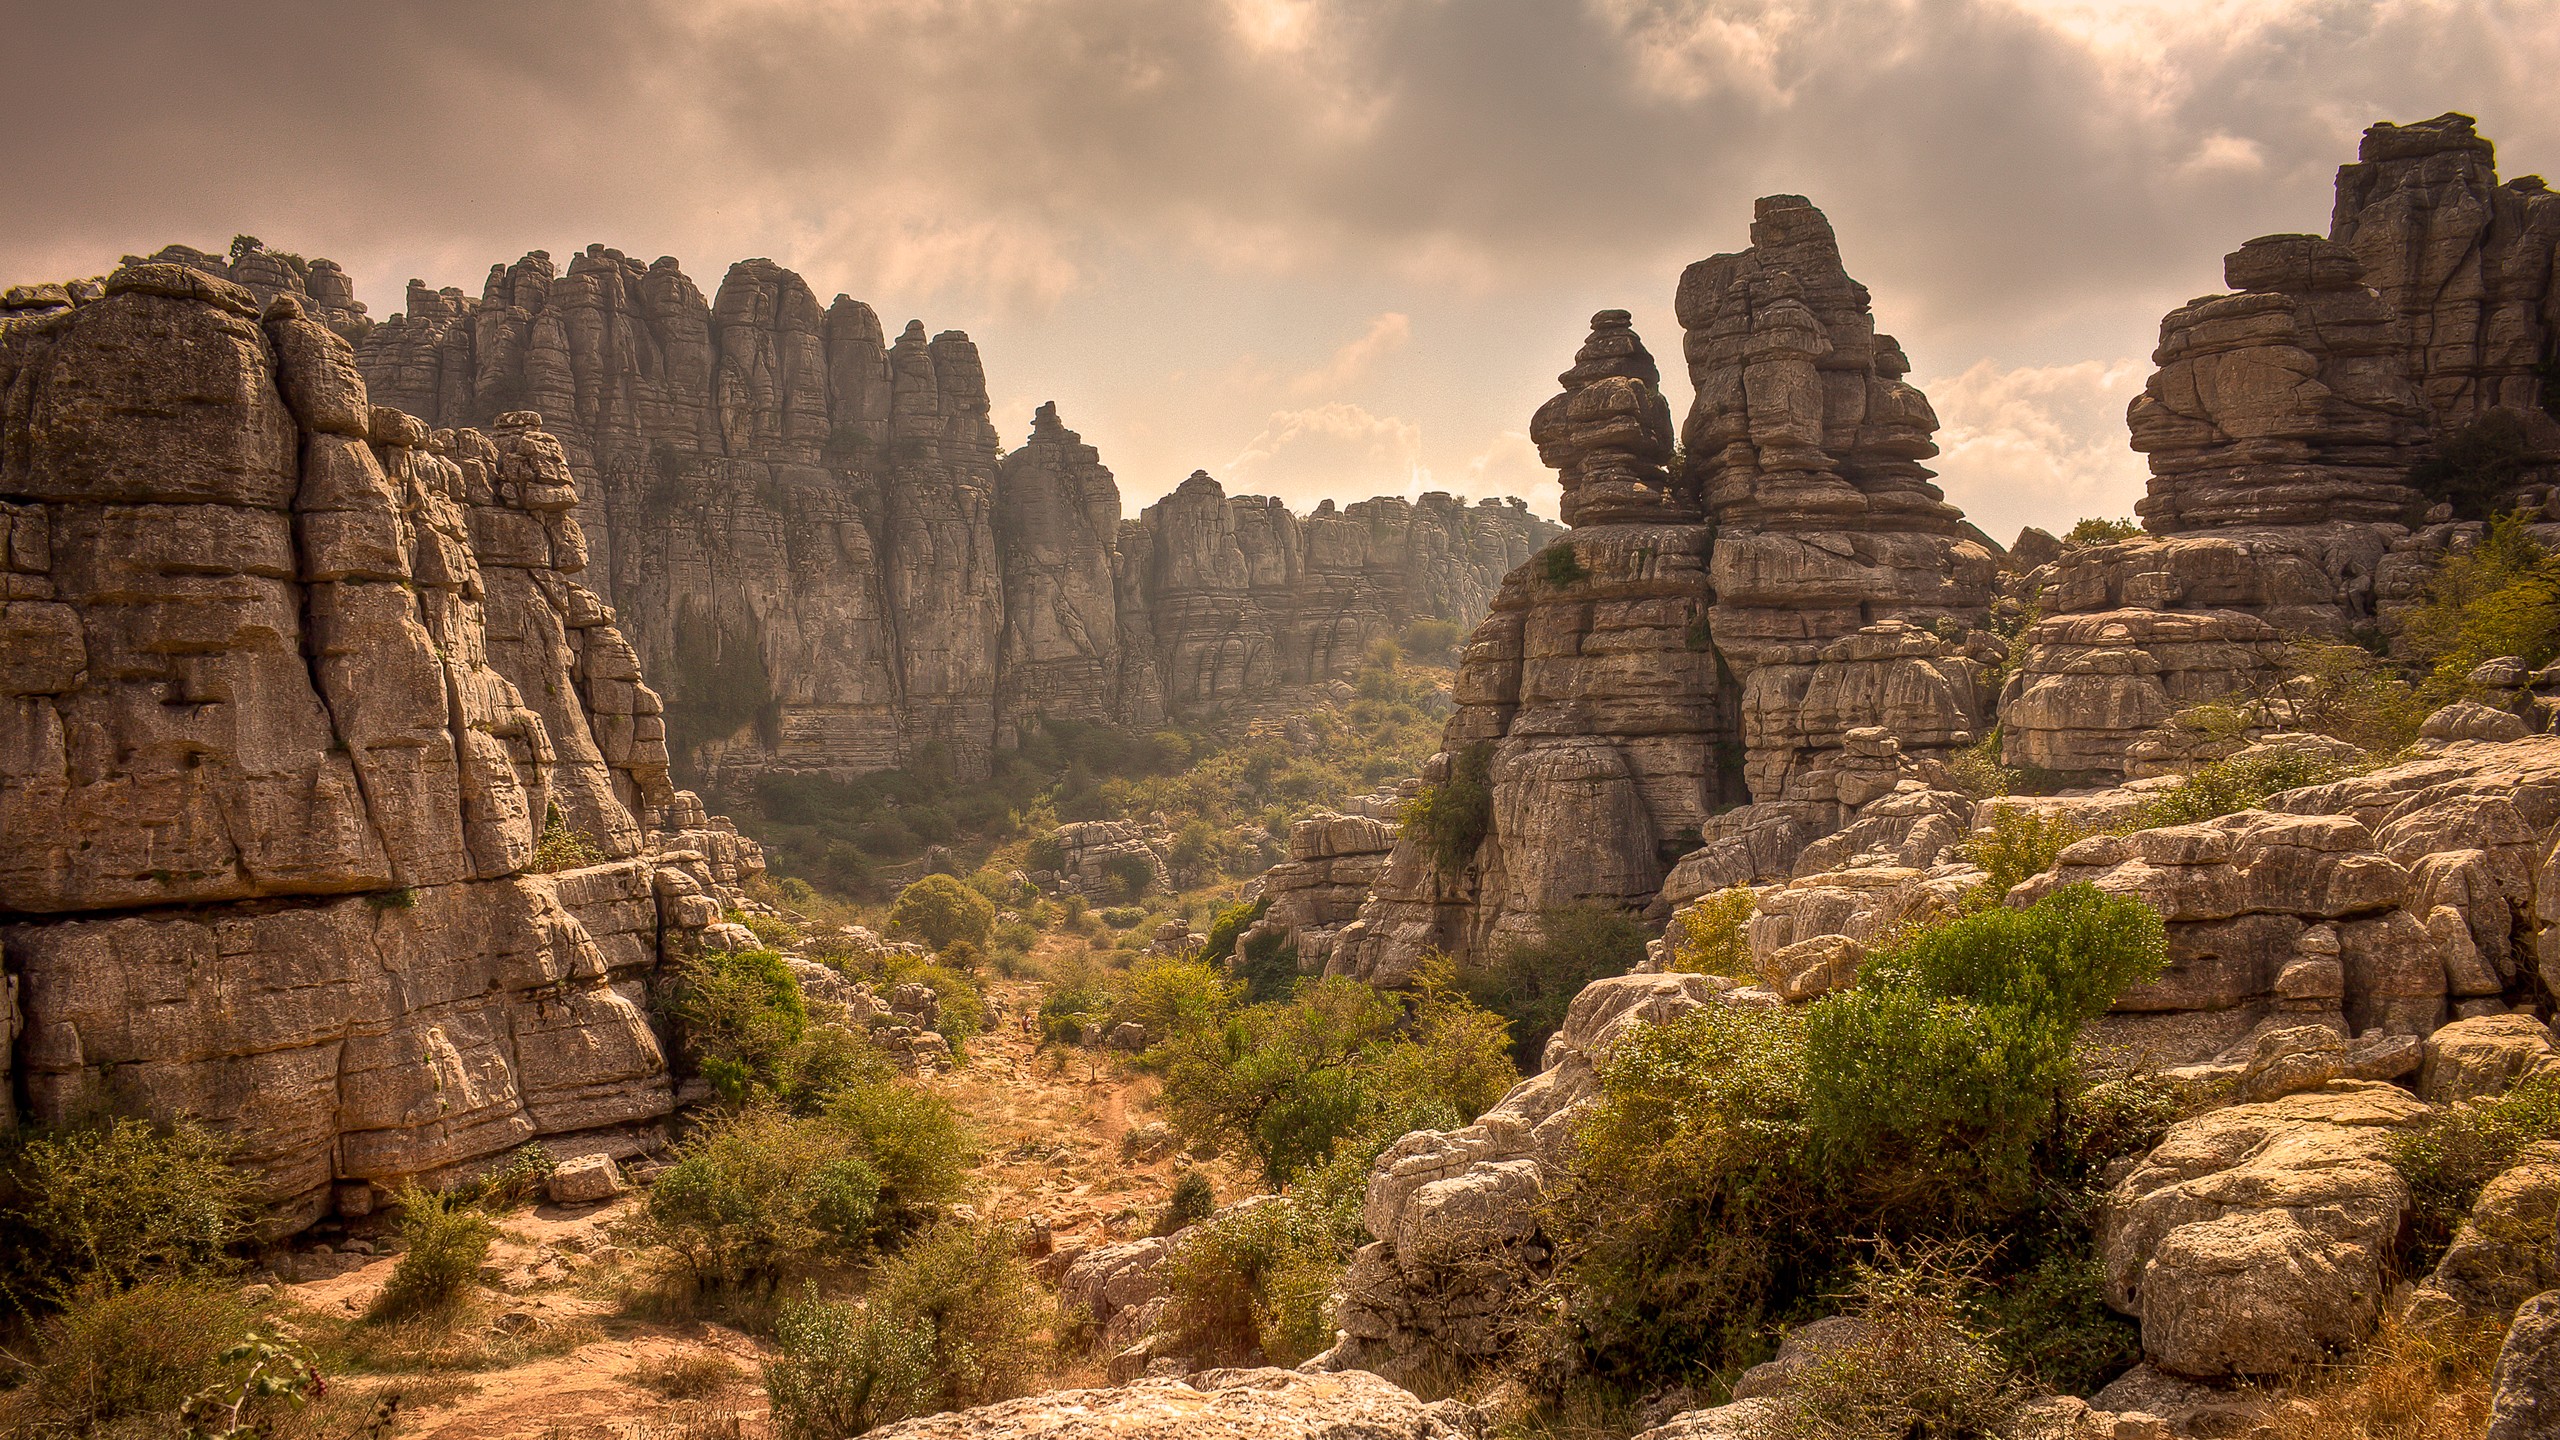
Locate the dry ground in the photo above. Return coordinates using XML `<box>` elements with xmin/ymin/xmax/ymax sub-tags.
<box><xmin>256</xmin><ymin>972</ymin><xmax>1238</xmax><ymax>1439</ymax></box>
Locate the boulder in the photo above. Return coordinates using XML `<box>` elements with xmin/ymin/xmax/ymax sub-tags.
<box><xmin>2407</xmin><ymin>1142</ymin><xmax>2560</xmax><ymax>1324</ymax></box>
<box><xmin>2421</xmin><ymin>1014</ymin><xmax>2560</xmax><ymax>1104</ymax></box>
<box><xmin>2489</xmin><ymin>1292</ymin><xmax>2560</xmax><ymax>1440</ymax></box>
<box><xmin>2100</xmin><ymin>1083</ymin><xmax>2431</xmax><ymax>1378</ymax></box>
<box><xmin>545</xmin><ymin>1154</ymin><xmax>625</xmax><ymax>1205</ymax></box>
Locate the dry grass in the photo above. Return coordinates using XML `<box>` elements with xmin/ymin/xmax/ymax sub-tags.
<box><xmin>300</xmin><ymin>1293</ymin><xmax>603</xmax><ymax>1375</ymax></box>
<box><xmin>629</xmin><ymin>1347</ymin><xmax>746</xmax><ymax>1400</ymax></box>
<box><xmin>2246</xmin><ymin>1311</ymin><xmax>2509</xmax><ymax>1440</ymax></box>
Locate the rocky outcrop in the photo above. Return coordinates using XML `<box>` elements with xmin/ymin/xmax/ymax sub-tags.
<box><xmin>0</xmin><ymin>264</ymin><xmax>754</xmax><ymax>1231</ymax></box>
<box><xmin>1323</xmin><ymin>972</ymin><xmax>1730</xmax><ymax>1383</ymax></box>
<box><xmin>1241</xmin><ymin>792</ymin><xmax>1408</xmax><ymax>977</ymax></box>
<box><xmin>2098</xmin><ymin>1083</ymin><xmax>2430</xmax><ymax>1378</ymax></box>
<box><xmin>1339</xmin><ymin>202</ymin><xmax>2004</xmax><ymax>983</ymax></box>
<box><xmin>863</xmin><ymin>1369</ymin><xmax>1481</xmax><ymax>1440</ymax></box>
<box><xmin>348</xmin><ymin>245</ymin><xmax>1554</xmax><ymax>784</ymax></box>
<box><xmin>115</xmin><ymin>240</ymin><xmax>371</xmax><ymax>342</ymax></box>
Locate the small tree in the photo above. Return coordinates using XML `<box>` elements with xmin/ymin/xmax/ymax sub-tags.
<box><xmin>887</xmin><ymin>874</ymin><xmax>996</xmax><ymax>951</ymax></box>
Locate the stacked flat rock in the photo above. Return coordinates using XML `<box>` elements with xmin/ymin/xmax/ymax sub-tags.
<box><xmin>2129</xmin><ymin>234</ymin><xmax>2429</xmax><ymax>532</ymax></box>
<box><xmin>121</xmin><ymin>240</ymin><xmax>370</xmax><ymax>341</ymax></box>
<box><xmin>1529</xmin><ymin>309</ymin><xmax>1691</xmax><ymax>525</ymax></box>
<box><xmin>1678</xmin><ymin>195</ymin><xmax>1994</xmax><ymax>668</ymax></box>
<box><xmin>1335</xmin><ymin>318</ymin><xmax>1728</xmax><ymax>984</ymax></box>
<box><xmin>0</xmin><ymin>266</ymin><xmax>756</xmax><ymax>1228</ymax></box>
<box><xmin>354</xmin><ymin>246</ymin><xmax>1555</xmax><ymax>783</ymax></box>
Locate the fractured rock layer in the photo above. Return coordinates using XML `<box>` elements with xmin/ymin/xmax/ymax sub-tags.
<box><xmin>0</xmin><ymin>265</ymin><xmax>752</xmax><ymax>1228</ymax></box>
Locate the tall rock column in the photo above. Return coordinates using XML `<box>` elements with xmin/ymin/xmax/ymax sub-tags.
<box><xmin>995</xmin><ymin>402</ymin><xmax>1126</xmax><ymax>742</ymax></box>
<box><xmin>1338</xmin><ymin>313</ymin><xmax>1723</xmax><ymax>982</ymax></box>
<box><xmin>1678</xmin><ymin>196</ymin><xmax>1996</xmax><ymax>815</ymax></box>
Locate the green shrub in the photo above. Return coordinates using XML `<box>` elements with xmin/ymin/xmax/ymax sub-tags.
<box><xmin>1961</xmin><ymin>807</ymin><xmax>2088</xmax><ymax>905</ymax></box>
<box><xmin>7</xmin><ymin>1279</ymin><xmax>271</xmax><ymax>1435</ymax></box>
<box><xmin>0</xmin><ymin>1116</ymin><xmax>250</xmax><ymax>1310</ymax></box>
<box><xmin>1157</xmin><ymin>1194</ymin><xmax>1351</xmax><ymax>1368</ymax></box>
<box><xmin>765</xmin><ymin>1284</ymin><xmax>937</xmax><ymax>1439</ymax></box>
<box><xmin>1945</xmin><ymin>730</ymin><xmax>2024</xmax><ymax>800</ymax></box>
<box><xmin>2391</xmin><ymin>1072</ymin><xmax>2560</xmax><ymax>1270</ymax></box>
<box><xmin>1118</xmin><ymin>954</ymin><xmax>1240</xmax><ymax>1044</ymax></box>
<box><xmin>1402</xmin><ymin>743</ymin><xmax>1493</xmax><ymax>876</ymax></box>
<box><xmin>1153</xmin><ymin>1171</ymin><xmax>1216</xmax><ymax>1237</ymax></box>
<box><xmin>2409</xmin><ymin>410</ymin><xmax>2538</xmax><ymax>520</ymax></box>
<box><xmin>1233</xmin><ymin>929</ymin><xmax>1300</xmax><ymax>1004</ymax></box>
<box><xmin>634</xmin><ymin>1108</ymin><xmax>886</xmax><ymax>1290</ymax></box>
<box><xmin>668</xmin><ymin>947</ymin><xmax>809</xmax><ymax>1106</ymax></box>
<box><xmin>886</xmin><ymin>874</ymin><xmax>997</xmax><ymax>951</ymax></box>
<box><xmin>1158</xmin><ymin>978</ymin><xmax>1403</xmax><ymax>1187</ymax></box>
<box><xmin>1767</xmin><ymin>1248</ymin><xmax>2029</xmax><ymax>1440</ymax></box>
<box><xmin>867</xmin><ymin>1221</ymin><xmax>1048</xmax><ymax>1412</ymax></box>
<box><xmin>1099</xmin><ymin>853</ymin><xmax>1158</xmax><ymax>902</ymax></box>
<box><xmin>368</xmin><ymin>1185</ymin><xmax>498</xmax><ymax>1320</ymax></box>
<box><xmin>1365</xmin><ymin>957</ymin><xmax>1520</xmax><ymax>1126</ymax></box>
<box><xmin>727</xmin><ymin>907</ymin><xmax>803</xmax><ymax>950</ymax></box>
<box><xmin>2121</xmin><ymin>750</ymin><xmax>2353</xmax><ymax>830</ymax></box>
<box><xmin>2274</xmin><ymin>640</ymin><xmax>2429</xmax><ymax>754</ymax></box>
<box><xmin>1100</xmin><ymin>905</ymin><xmax>1146</xmax><ymax>929</ymax></box>
<box><xmin>1200</xmin><ymin>896</ymin><xmax>1269</xmax><ymax>965</ymax></box>
<box><xmin>2402</xmin><ymin>512</ymin><xmax>2560</xmax><ymax>703</ymax></box>
<box><xmin>1666</xmin><ymin>887</ymin><xmax>1755</xmax><ymax>977</ymax></box>
<box><xmin>1552</xmin><ymin>887</ymin><xmax>2169</xmax><ymax>1392</ymax></box>
<box><xmin>530</xmin><ymin>803</ymin><xmax>605</xmax><ymax>873</ymax></box>
<box><xmin>1537</xmin><ymin>542</ymin><xmax>1590</xmax><ymax>587</ymax></box>
<box><xmin>2063</xmin><ymin>516</ymin><xmax>2141</xmax><ymax>547</ymax></box>
<box><xmin>886</xmin><ymin>960</ymin><xmax>986</xmax><ymax>1043</ymax></box>
<box><xmin>1804</xmin><ymin>886</ymin><xmax>2166</xmax><ymax>1222</ymax></box>
<box><xmin>1398</xmin><ymin>618</ymin><xmax>1465</xmax><ymax>664</ymax></box>
<box><xmin>1557</xmin><ymin>1003</ymin><xmax>1818</xmax><ymax>1383</ymax></box>
<box><xmin>1467</xmin><ymin>902</ymin><xmax>1649</xmax><ymax>1069</ymax></box>
<box><xmin>824</xmin><ymin>1078</ymin><xmax>975</xmax><ymax>1226</ymax></box>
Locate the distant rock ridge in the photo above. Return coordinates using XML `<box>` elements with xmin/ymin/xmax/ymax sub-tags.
<box><xmin>0</xmin><ymin>264</ymin><xmax>760</xmax><ymax>1229</ymax></box>
<box><xmin>330</xmin><ymin>243</ymin><xmax>1557</xmax><ymax>780</ymax></box>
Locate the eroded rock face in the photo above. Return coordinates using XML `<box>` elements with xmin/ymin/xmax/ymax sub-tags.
<box><xmin>1324</xmin><ymin>973</ymin><xmax>1731</xmax><ymax>1384</ymax></box>
<box><xmin>0</xmin><ymin>266</ymin><xmax>752</xmax><ymax>1231</ymax></box>
<box><xmin>353</xmin><ymin>247</ymin><xmax>1555</xmax><ymax>782</ymax></box>
<box><xmin>2099</xmin><ymin>1083</ymin><xmax>2431</xmax><ymax>1378</ymax></box>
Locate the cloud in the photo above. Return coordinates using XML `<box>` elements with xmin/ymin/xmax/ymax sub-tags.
<box><xmin>4</xmin><ymin>0</ymin><xmax>2556</xmax><ymax>525</ymax></box>
<box><xmin>1289</xmin><ymin>312</ymin><xmax>1413</xmax><ymax>397</ymax></box>
<box><xmin>1225</xmin><ymin>402</ymin><xmax>1426</xmax><ymax>508</ymax></box>
<box><xmin>1923</xmin><ymin>357</ymin><xmax>2153</xmax><ymax>544</ymax></box>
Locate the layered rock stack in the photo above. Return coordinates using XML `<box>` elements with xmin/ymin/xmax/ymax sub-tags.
<box><xmin>344</xmin><ymin>245</ymin><xmax>1556</xmax><ymax>783</ymax></box>
<box><xmin>122</xmin><ymin>240</ymin><xmax>371</xmax><ymax>341</ymax></box>
<box><xmin>2012</xmin><ymin>115</ymin><xmax>2560</xmax><ymax>781</ymax></box>
<box><xmin>1679</xmin><ymin>197</ymin><xmax>1999</xmax><ymax>811</ymax></box>
<box><xmin>0</xmin><ymin>265</ymin><xmax>755</xmax><ymax>1229</ymax></box>
<box><xmin>1335</xmin><ymin>313</ymin><xmax>1727</xmax><ymax>982</ymax></box>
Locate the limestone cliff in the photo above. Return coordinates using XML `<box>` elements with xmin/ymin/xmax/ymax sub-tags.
<box><xmin>0</xmin><ymin>264</ymin><xmax>752</xmax><ymax>1229</ymax></box>
<box><xmin>351</xmin><ymin>246</ymin><xmax>1557</xmax><ymax>783</ymax></box>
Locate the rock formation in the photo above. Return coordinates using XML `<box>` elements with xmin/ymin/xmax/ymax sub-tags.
<box><xmin>1336</xmin><ymin>202</ymin><xmax>2002</xmax><ymax>983</ymax></box>
<box><xmin>342</xmin><ymin>244</ymin><xmax>1555</xmax><ymax>783</ymax></box>
<box><xmin>0</xmin><ymin>264</ymin><xmax>754</xmax><ymax>1231</ymax></box>
<box><xmin>2006</xmin><ymin>115</ymin><xmax>2560</xmax><ymax>782</ymax></box>
<box><xmin>117</xmin><ymin>240</ymin><xmax>371</xmax><ymax>341</ymax></box>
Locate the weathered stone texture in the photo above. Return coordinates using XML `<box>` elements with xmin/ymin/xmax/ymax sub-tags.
<box><xmin>0</xmin><ymin>267</ymin><xmax>751</xmax><ymax>1230</ymax></box>
<box><xmin>353</xmin><ymin>246</ymin><xmax>1554</xmax><ymax>783</ymax></box>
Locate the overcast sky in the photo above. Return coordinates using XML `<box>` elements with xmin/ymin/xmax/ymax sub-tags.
<box><xmin>8</xmin><ymin>0</ymin><xmax>2558</xmax><ymax>539</ymax></box>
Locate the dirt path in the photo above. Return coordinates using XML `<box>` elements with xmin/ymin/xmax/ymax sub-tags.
<box><xmin>265</xmin><ymin>968</ymin><xmax>1228</xmax><ymax>1438</ymax></box>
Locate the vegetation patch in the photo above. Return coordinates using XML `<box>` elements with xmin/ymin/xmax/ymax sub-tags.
<box><xmin>1401</xmin><ymin>742</ymin><xmax>1494</xmax><ymax>878</ymax></box>
<box><xmin>1466</xmin><ymin>902</ymin><xmax>1650</xmax><ymax>1069</ymax></box>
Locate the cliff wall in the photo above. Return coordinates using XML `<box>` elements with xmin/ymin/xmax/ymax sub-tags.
<box><xmin>0</xmin><ymin>264</ymin><xmax>754</xmax><ymax>1230</ymax></box>
<box><xmin>347</xmin><ymin>246</ymin><xmax>1557</xmax><ymax>781</ymax></box>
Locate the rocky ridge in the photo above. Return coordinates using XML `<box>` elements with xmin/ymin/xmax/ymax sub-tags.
<box><xmin>342</xmin><ymin>243</ymin><xmax>1555</xmax><ymax>781</ymax></box>
<box><xmin>0</xmin><ymin>262</ymin><xmax>760</xmax><ymax>1229</ymax></box>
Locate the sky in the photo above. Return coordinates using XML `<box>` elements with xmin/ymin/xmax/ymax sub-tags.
<box><xmin>7</xmin><ymin>0</ymin><xmax>2559</xmax><ymax>541</ymax></box>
